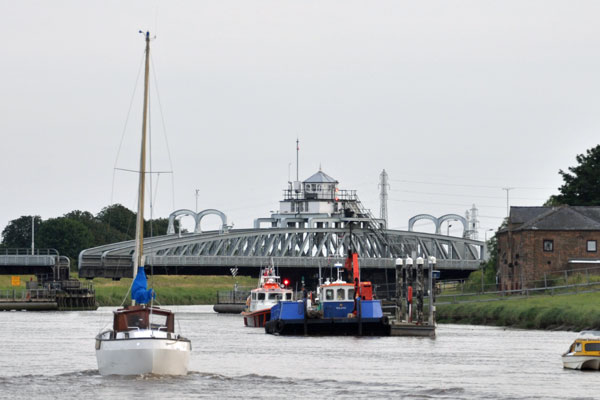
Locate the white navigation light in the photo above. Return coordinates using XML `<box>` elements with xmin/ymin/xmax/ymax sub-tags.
<box><xmin>405</xmin><ymin>257</ymin><xmax>413</xmax><ymax>266</ymax></box>
<box><xmin>395</xmin><ymin>258</ymin><xmax>403</xmax><ymax>266</ymax></box>
<box><xmin>416</xmin><ymin>257</ymin><xmax>424</xmax><ymax>265</ymax></box>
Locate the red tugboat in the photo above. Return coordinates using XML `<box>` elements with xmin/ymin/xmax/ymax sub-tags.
<box><xmin>242</xmin><ymin>267</ymin><xmax>294</xmax><ymax>327</ymax></box>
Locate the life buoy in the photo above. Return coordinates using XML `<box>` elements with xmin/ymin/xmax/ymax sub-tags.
<box><xmin>26</xmin><ymin>292</ymin><xmax>31</xmax><ymax>301</ymax></box>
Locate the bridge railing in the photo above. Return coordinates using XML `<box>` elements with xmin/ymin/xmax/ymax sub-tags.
<box><xmin>0</xmin><ymin>248</ymin><xmax>59</xmax><ymax>256</ymax></box>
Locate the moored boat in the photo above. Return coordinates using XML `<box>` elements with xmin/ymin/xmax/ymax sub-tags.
<box><xmin>242</xmin><ymin>267</ymin><xmax>293</xmax><ymax>327</ymax></box>
<box><xmin>562</xmin><ymin>331</ymin><xmax>600</xmax><ymax>370</ymax></box>
<box><xmin>265</xmin><ymin>252</ymin><xmax>390</xmax><ymax>336</ymax></box>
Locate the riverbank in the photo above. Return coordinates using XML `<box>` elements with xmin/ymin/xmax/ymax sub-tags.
<box><xmin>437</xmin><ymin>291</ymin><xmax>600</xmax><ymax>331</ymax></box>
<box><xmin>0</xmin><ymin>275</ymin><xmax>256</xmax><ymax>306</ymax></box>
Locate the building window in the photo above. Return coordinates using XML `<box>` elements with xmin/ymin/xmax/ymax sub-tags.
<box><xmin>543</xmin><ymin>239</ymin><xmax>553</xmax><ymax>252</ymax></box>
<box><xmin>587</xmin><ymin>240</ymin><xmax>597</xmax><ymax>252</ymax></box>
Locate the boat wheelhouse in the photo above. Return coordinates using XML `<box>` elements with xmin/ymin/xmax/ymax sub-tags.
<box><xmin>562</xmin><ymin>331</ymin><xmax>600</xmax><ymax>370</ymax></box>
<box><xmin>242</xmin><ymin>268</ymin><xmax>293</xmax><ymax>327</ymax></box>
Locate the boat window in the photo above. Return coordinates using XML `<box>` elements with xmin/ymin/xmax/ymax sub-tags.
<box><xmin>127</xmin><ymin>313</ymin><xmax>147</xmax><ymax>329</ymax></box>
<box><xmin>575</xmin><ymin>343</ymin><xmax>583</xmax><ymax>352</ymax></box>
<box><xmin>150</xmin><ymin>314</ymin><xmax>167</xmax><ymax>330</ymax></box>
<box><xmin>252</xmin><ymin>293</ymin><xmax>257</xmax><ymax>300</ymax></box>
<box><xmin>268</xmin><ymin>293</ymin><xmax>282</xmax><ymax>300</ymax></box>
<box><xmin>325</xmin><ymin>289</ymin><xmax>334</xmax><ymax>301</ymax></box>
<box><xmin>258</xmin><ymin>293</ymin><xmax>265</xmax><ymax>300</ymax></box>
<box><xmin>585</xmin><ymin>343</ymin><xmax>600</xmax><ymax>352</ymax></box>
<box><xmin>336</xmin><ymin>288</ymin><xmax>345</xmax><ymax>300</ymax></box>
<box><xmin>348</xmin><ymin>289</ymin><xmax>355</xmax><ymax>299</ymax></box>
<box><xmin>285</xmin><ymin>293</ymin><xmax>292</xmax><ymax>300</ymax></box>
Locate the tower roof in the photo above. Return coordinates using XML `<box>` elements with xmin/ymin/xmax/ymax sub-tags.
<box><xmin>303</xmin><ymin>170</ymin><xmax>338</xmax><ymax>184</ymax></box>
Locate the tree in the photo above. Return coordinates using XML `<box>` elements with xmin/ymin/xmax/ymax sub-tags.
<box><xmin>97</xmin><ymin>204</ymin><xmax>136</xmax><ymax>238</ymax></box>
<box><xmin>1</xmin><ymin>215</ymin><xmax>42</xmax><ymax>248</ymax></box>
<box><xmin>550</xmin><ymin>145</ymin><xmax>600</xmax><ymax>206</ymax></box>
<box><xmin>37</xmin><ymin>217</ymin><xmax>94</xmax><ymax>260</ymax></box>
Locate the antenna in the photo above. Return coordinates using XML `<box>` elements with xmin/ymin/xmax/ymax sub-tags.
<box><xmin>296</xmin><ymin>138</ymin><xmax>299</xmax><ymax>182</ymax></box>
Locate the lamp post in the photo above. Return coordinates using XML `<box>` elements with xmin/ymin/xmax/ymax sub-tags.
<box><xmin>447</xmin><ymin>223</ymin><xmax>452</xmax><ymax>236</ymax></box>
<box><xmin>195</xmin><ymin>189</ymin><xmax>200</xmax><ymax>212</ymax></box>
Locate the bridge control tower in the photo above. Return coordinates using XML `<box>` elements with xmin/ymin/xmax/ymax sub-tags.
<box><xmin>254</xmin><ymin>169</ymin><xmax>385</xmax><ymax>230</ymax></box>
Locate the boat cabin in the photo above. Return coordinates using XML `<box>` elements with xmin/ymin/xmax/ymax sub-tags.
<box><xmin>113</xmin><ymin>305</ymin><xmax>174</xmax><ymax>333</ymax></box>
<box><xmin>566</xmin><ymin>331</ymin><xmax>600</xmax><ymax>354</ymax></box>
<box><xmin>248</xmin><ymin>287</ymin><xmax>293</xmax><ymax>312</ymax></box>
<box><xmin>319</xmin><ymin>282</ymin><xmax>355</xmax><ymax>302</ymax></box>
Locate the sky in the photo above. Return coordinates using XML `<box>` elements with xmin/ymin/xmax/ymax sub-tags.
<box><xmin>2</xmin><ymin>1</ymin><xmax>600</xmax><ymax>240</ymax></box>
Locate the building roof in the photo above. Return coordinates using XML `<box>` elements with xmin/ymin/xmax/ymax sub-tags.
<box><xmin>509</xmin><ymin>207</ymin><xmax>552</xmax><ymax>224</ymax></box>
<box><xmin>506</xmin><ymin>206</ymin><xmax>600</xmax><ymax>231</ymax></box>
<box><xmin>303</xmin><ymin>170</ymin><xmax>338</xmax><ymax>184</ymax></box>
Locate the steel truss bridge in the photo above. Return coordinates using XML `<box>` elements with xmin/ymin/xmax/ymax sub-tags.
<box><xmin>78</xmin><ymin>227</ymin><xmax>484</xmax><ymax>281</ymax></box>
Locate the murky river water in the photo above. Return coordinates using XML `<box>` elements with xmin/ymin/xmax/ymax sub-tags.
<box><xmin>0</xmin><ymin>306</ymin><xmax>596</xmax><ymax>399</ymax></box>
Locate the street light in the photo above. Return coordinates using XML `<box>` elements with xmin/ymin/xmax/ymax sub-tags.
<box><xmin>447</xmin><ymin>223</ymin><xmax>453</xmax><ymax>236</ymax></box>
<box><xmin>195</xmin><ymin>189</ymin><xmax>200</xmax><ymax>212</ymax></box>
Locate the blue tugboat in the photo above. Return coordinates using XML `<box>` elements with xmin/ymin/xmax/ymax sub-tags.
<box><xmin>265</xmin><ymin>251</ymin><xmax>390</xmax><ymax>336</ymax></box>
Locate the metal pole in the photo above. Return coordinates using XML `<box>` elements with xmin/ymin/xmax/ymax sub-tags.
<box><xmin>195</xmin><ymin>189</ymin><xmax>199</xmax><ymax>212</ymax></box>
<box><xmin>31</xmin><ymin>216</ymin><xmax>34</xmax><ymax>254</ymax></box>
<box><xmin>428</xmin><ymin>256</ymin><xmax>435</xmax><ymax>326</ymax></box>
<box><xmin>296</xmin><ymin>138</ymin><xmax>299</xmax><ymax>182</ymax></box>
<box><xmin>502</xmin><ymin>187</ymin><xmax>514</xmax><ymax>218</ymax></box>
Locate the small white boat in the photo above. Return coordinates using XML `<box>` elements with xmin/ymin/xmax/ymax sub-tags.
<box><xmin>562</xmin><ymin>331</ymin><xmax>600</xmax><ymax>370</ymax></box>
<box><xmin>96</xmin><ymin>304</ymin><xmax>191</xmax><ymax>375</ymax></box>
<box><xmin>95</xmin><ymin>31</ymin><xmax>191</xmax><ymax>376</ymax></box>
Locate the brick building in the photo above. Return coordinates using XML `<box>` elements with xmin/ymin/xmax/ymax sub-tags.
<box><xmin>497</xmin><ymin>206</ymin><xmax>600</xmax><ymax>290</ymax></box>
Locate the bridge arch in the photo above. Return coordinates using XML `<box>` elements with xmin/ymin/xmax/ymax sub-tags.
<box><xmin>167</xmin><ymin>209</ymin><xmax>197</xmax><ymax>234</ymax></box>
<box><xmin>438</xmin><ymin>214</ymin><xmax>467</xmax><ymax>236</ymax></box>
<box><xmin>195</xmin><ymin>209</ymin><xmax>228</xmax><ymax>233</ymax></box>
<box><xmin>408</xmin><ymin>214</ymin><xmax>440</xmax><ymax>234</ymax></box>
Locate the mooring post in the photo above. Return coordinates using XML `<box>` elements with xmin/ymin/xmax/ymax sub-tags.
<box><xmin>395</xmin><ymin>258</ymin><xmax>403</xmax><ymax>323</ymax></box>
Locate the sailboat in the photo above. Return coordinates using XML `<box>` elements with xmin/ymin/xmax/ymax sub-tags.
<box><xmin>95</xmin><ymin>31</ymin><xmax>191</xmax><ymax>376</ymax></box>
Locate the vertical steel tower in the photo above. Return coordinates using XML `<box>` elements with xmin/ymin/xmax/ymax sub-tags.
<box><xmin>379</xmin><ymin>169</ymin><xmax>389</xmax><ymax>226</ymax></box>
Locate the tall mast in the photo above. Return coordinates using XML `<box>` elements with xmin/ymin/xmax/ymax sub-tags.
<box><xmin>133</xmin><ymin>31</ymin><xmax>151</xmax><ymax>283</ymax></box>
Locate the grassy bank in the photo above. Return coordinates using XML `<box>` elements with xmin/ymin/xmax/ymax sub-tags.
<box><xmin>0</xmin><ymin>275</ymin><xmax>256</xmax><ymax>306</ymax></box>
<box><xmin>437</xmin><ymin>291</ymin><xmax>600</xmax><ymax>331</ymax></box>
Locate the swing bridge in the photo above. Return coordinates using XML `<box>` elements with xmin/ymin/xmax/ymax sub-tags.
<box><xmin>76</xmin><ymin>213</ymin><xmax>484</xmax><ymax>281</ymax></box>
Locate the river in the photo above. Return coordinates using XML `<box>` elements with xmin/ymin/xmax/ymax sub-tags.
<box><xmin>0</xmin><ymin>305</ymin><xmax>595</xmax><ymax>399</ymax></box>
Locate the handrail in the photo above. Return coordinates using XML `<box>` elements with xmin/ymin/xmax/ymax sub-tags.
<box><xmin>0</xmin><ymin>248</ymin><xmax>59</xmax><ymax>256</ymax></box>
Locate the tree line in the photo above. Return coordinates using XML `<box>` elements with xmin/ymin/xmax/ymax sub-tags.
<box><xmin>0</xmin><ymin>204</ymin><xmax>178</xmax><ymax>263</ymax></box>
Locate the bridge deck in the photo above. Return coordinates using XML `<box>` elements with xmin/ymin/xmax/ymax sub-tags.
<box><xmin>78</xmin><ymin>228</ymin><xmax>484</xmax><ymax>279</ymax></box>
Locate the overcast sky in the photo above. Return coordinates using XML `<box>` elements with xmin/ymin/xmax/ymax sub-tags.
<box><xmin>2</xmin><ymin>1</ymin><xmax>600</xmax><ymax>240</ymax></box>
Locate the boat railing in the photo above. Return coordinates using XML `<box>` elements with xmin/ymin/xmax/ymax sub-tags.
<box><xmin>216</xmin><ymin>288</ymin><xmax>253</xmax><ymax>304</ymax></box>
<box><xmin>0</xmin><ymin>288</ymin><xmax>57</xmax><ymax>301</ymax></box>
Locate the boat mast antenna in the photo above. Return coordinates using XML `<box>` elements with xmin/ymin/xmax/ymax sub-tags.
<box><xmin>133</xmin><ymin>30</ymin><xmax>151</xmax><ymax>289</ymax></box>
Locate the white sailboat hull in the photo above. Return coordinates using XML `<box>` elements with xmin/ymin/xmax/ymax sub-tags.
<box><xmin>96</xmin><ymin>333</ymin><xmax>191</xmax><ymax>376</ymax></box>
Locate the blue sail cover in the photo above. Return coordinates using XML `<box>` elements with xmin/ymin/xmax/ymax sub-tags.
<box><xmin>131</xmin><ymin>266</ymin><xmax>155</xmax><ymax>304</ymax></box>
